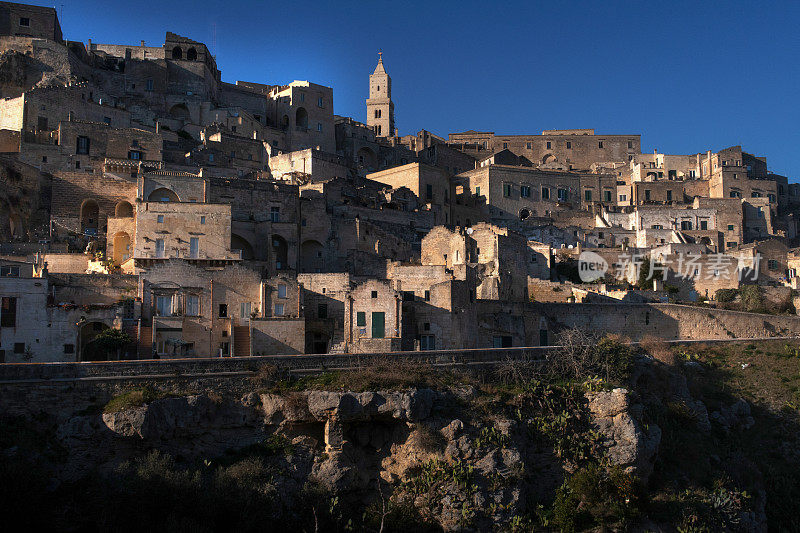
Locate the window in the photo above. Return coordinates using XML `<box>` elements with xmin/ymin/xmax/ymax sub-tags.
<box><xmin>318</xmin><ymin>97</ymin><xmax>324</xmax><ymax>107</ymax></box>
<box><xmin>768</xmin><ymin>194</ymin><xmax>776</xmax><ymax>203</ymax></box>
<box><xmin>768</xmin><ymin>259</ymin><xmax>779</xmax><ymax>271</ymax></box>
<box><xmin>426</xmin><ymin>184</ymin><xmax>433</xmax><ymax>200</ymax></box>
<box><xmin>357</xmin><ymin>312</ymin><xmax>366</xmax><ymax>327</ymax></box>
<box><xmin>14</xmin><ymin>343</ymin><xmax>25</xmax><ymax>354</ymax></box>
<box><xmin>584</xmin><ymin>190</ymin><xmax>592</xmax><ymax>202</ymax></box>
<box><xmin>475</xmin><ymin>186</ymin><xmax>481</xmax><ymax>197</ymax></box>
<box><xmin>277</xmin><ymin>284</ymin><xmax>287</xmax><ymax>298</ymax></box>
<box><xmin>492</xmin><ymin>336</ymin><xmax>512</xmax><ymax>348</ymax></box>
<box><xmin>420</xmin><ymin>335</ymin><xmax>436</xmax><ymax>350</ymax></box>
<box><xmin>186</xmin><ymin>295</ymin><xmax>199</xmax><ymax>316</ymax></box>
<box><xmin>371</xmin><ymin>312</ymin><xmax>385</xmax><ymax>338</ymax></box>
<box><xmin>208</xmin><ymin>153</ymin><xmax>214</xmax><ymax>163</ymax></box>
<box><xmin>371</xmin><ymin>290</ymin><xmax>378</xmax><ymax>298</ymax></box>
<box><xmin>557</xmin><ymin>188</ymin><xmax>568</xmax><ymax>202</ymax></box>
<box><xmin>604</xmin><ymin>190</ymin><xmax>612</xmax><ymax>202</ymax></box>
<box><xmin>542</xmin><ymin>187</ymin><xmax>550</xmax><ymax>200</ymax></box>
<box><xmin>598</xmin><ymin>141</ymin><xmax>604</xmax><ymax>148</ymax></box>
<box><xmin>680</xmin><ymin>221</ymin><xmax>692</xmax><ymax>230</ymax></box>
<box><xmin>619</xmin><ymin>194</ymin><xmax>627</xmax><ymax>202</ymax></box>
<box><xmin>424</xmin><ymin>290</ymin><xmax>430</xmax><ymax>301</ymax></box>
<box><xmin>503</xmin><ymin>183</ymin><xmax>512</xmax><ymax>197</ymax></box>
<box><xmin>128</xmin><ymin>150</ymin><xmax>142</xmax><ymax>160</ymax></box>
<box><xmin>318</xmin><ymin>304</ymin><xmax>328</xmax><ymax>319</ymax></box>
<box><xmin>502</xmin><ymin>142</ymin><xmax>508</xmax><ymax>149</ymax></box>
<box><xmin>274</xmin><ymin>303</ymin><xmax>285</xmax><ymax>316</ymax></box>
<box><xmin>1</xmin><ymin>296</ymin><xmax>17</xmax><ymax>327</ymax></box>
<box><xmin>270</xmin><ymin>206</ymin><xmax>280</xmax><ymax>222</ymax></box>
<box><xmin>727</xmin><ymin>241</ymin><xmax>736</xmax><ymax>248</ymax></box>
<box><xmin>730</xmin><ymin>191</ymin><xmax>741</xmax><ymax>198</ymax></box>
<box><xmin>200</xmin><ymin>216</ymin><xmax>206</xmax><ymax>224</ymax></box>
<box><xmin>240</xmin><ymin>302</ymin><xmax>251</xmax><ymax>319</ymax></box>
<box><xmin>156</xmin><ymin>295</ymin><xmax>172</xmax><ymax>316</ymax></box>
<box><xmin>19</xmin><ymin>17</ymin><xmax>30</xmax><ymax>26</ymax></box>
<box><xmin>700</xmin><ymin>220</ymin><xmax>708</xmax><ymax>230</ymax></box>
<box><xmin>566</xmin><ymin>141</ymin><xmax>572</xmax><ymax>149</ymax></box>
<box><xmin>520</xmin><ymin>185</ymin><xmax>531</xmax><ymax>198</ymax></box>
<box><xmin>317</xmin><ymin>123</ymin><xmax>322</xmax><ymax>132</ymax></box>
<box><xmin>628</xmin><ymin>140</ymin><xmax>633</xmax><ymax>149</ymax></box>
<box><xmin>0</xmin><ymin>266</ymin><xmax>20</xmax><ymax>277</ymax></box>
<box><xmin>76</xmin><ymin>136</ymin><xmax>90</xmax><ymax>155</ymax></box>
<box><xmin>155</xmin><ymin>239</ymin><xmax>165</xmax><ymax>258</ymax></box>
<box><xmin>103</xmin><ymin>117</ymin><xmax>111</xmax><ymax>125</ymax></box>
<box><xmin>666</xmin><ymin>190</ymin><xmax>673</xmax><ymax>202</ymax></box>
<box><xmin>64</xmin><ymin>344</ymin><xmax>75</xmax><ymax>354</ymax></box>
<box><xmin>157</xmin><ymin>215</ymin><xmax>164</xmax><ymax>223</ymax></box>
<box><xmin>546</xmin><ymin>141</ymin><xmax>551</xmax><ymax>149</ymax></box>
<box><xmin>526</xmin><ymin>142</ymin><xmax>531</xmax><ymax>149</ymax></box>
<box><xmin>727</xmin><ymin>224</ymin><xmax>735</xmax><ymax>231</ymax></box>
<box><xmin>218</xmin><ymin>304</ymin><xmax>227</xmax><ymax>318</ymax></box>
<box><xmin>189</xmin><ymin>237</ymin><xmax>199</xmax><ymax>258</ymax></box>
<box><xmin>146</xmin><ymin>79</ymin><xmax>154</xmax><ymax>91</ymax></box>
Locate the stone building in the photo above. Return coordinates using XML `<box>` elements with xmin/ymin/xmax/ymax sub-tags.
<box><xmin>0</xmin><ymin>2</ymin><xmax>62</xmax><ymax>41</ymax></box>
<box><xmin>368</xmin><ymin>163</ymin><xmax>453</xmax><ymax>226</ymax></box>
<box><xmin>448</xmin><ymin>129</ymin><xmax>641</xmax><ymax>171</ymax></box>
<box><xmin>343</xmin><ymin>279</ymin><xmax>402</xmax><ymax>353</ymax></box>
<box><xmin>366</xmin><ymin>53</ymin><xmax>395</xmax><ymax>138</ymax></box>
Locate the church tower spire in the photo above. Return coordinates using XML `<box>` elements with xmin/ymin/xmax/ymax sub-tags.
<box><xmin>366</xmin><ymin>51</ymin><xmax>395</xmax><ymax>137</ymax></box>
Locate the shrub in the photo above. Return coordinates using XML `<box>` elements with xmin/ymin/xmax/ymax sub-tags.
<box><xmin>551</xmin><ymin>463</ymin><xmax>639</xmax><ymax>532</ymax></box>
<box><xmin>92</xmin><ymin>328</ymin><xmax>132</xmax><ymax>359</ymax></box>
<box><xmin>740</xmin><ymin>285</ymin><xmax>766</xmax><ymax>313</ymax></box>
<box><xmin>550</xmin><ymin>329</ymin><xmax>634</xmax><ymax>384</ymax></box>
<box><xmin>715</xmin><ymin>288</ymin><xmax>739</xmax><ymax>303</ymax></box>
<box><xmin>104</xmin><ymin>387</ymin><xmax>169</xmax><ymax>413</ymax></box>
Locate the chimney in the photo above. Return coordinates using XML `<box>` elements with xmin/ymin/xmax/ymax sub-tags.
<box><xmin>141</xmin><ymin>40</ymin><xmax>145</xmax><ymax>47</ymax></box>
<box><xmin>87</xmin><ymin>38</ymin><xmax>92</xmax><ymax>49</ymax></box>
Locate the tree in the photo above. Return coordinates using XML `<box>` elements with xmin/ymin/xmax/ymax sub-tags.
<box><xmin>92</xmin><ymin>328</ymin><xmax>132</xmax><ymax>360</ymax></box>
<box><xmin>637</xmin><ymin>256</ymin><xmax>652</xmax><ymax>290</ymax></box>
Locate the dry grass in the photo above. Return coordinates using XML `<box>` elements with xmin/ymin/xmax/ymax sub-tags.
<box><xmin>640</xmin><ymin>334</ymin><xmax>677</xmax><ymax>365</ymax></box>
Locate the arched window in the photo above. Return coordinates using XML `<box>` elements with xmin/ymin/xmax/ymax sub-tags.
<box><xmin>272</xmin><ymin>235</ymin><xmax>288</xmax><ymax>270</ymax></box>
<box><xmin>148</xmin><ymin>188</ymin><xmax>179</xmax><ymax>202</ymax></box>
<box><xmin>115</xmin><ymin>201</ymin><xmax>133</xmax><ymax>218</ymax></box>
<box><xmin>171</xmin><ymin>46</ymin><xmax>182</xmax><ymax>59</ymax></box>
<box><xmin>186</xmin><ymin>47</ymin><xmax>197</xmax><ymax>60</ymax></box>
<box><xmin>80</xmin><ymin>199</ymin><xmax>99</xmax><ymax>235</ymax></box>
<box><xmin>295</xmin><ymin>108</ymin><xmax>308</xmax><ymax>130</ymax></box>
<box><xmin>231</xmin><ymin>234</ymin><xmax>255</xmax><ymax>260</ymax></box>
<box><xmin>112</xmin><ymin>232</ymin><xmax>131</xmax><ymax>263</ymax></box>
<box><xmin>169</xmin><ymin>104</ymin><xmax>190</xmax><ymax>120</ymax></box>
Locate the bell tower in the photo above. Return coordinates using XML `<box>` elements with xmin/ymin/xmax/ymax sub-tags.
<box><xmin>366</xmin><ymin>52</ymin><xmax>395</xmax><ymax>138</ymax></box>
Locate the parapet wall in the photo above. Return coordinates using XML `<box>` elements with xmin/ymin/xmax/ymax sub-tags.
<box><xmin>538</xmin><ymin>303</ymin><xmax>800</xmax><ymax>341</ymax></box>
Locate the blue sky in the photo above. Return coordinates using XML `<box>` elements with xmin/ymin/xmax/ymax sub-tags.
<box><xmin>46</xmin><ymin>0</ymin><xmax>800</xmax><ymax>178</ymax></box>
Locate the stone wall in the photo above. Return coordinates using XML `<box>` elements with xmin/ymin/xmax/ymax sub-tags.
<box><xmin>537</xmin><ymin>302</ymin><xmax>800</xmax><ymax>341</ymax></box>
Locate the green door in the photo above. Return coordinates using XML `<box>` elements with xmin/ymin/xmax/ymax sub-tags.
<box><xmin>372</xmin><ymin>312</ymin><xmax>385</xmax><ymax>338</ymax></box>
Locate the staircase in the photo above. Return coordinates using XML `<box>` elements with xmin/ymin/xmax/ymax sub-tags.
<box><xmin>233</xmin><ymin>325</ymin><xmax>250</xmax><ymax>357</ymax></box>
<box><xmin>137</xmin><ymin>324</ymin><xmax>153</xmax><ymax>359</ymax></box>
